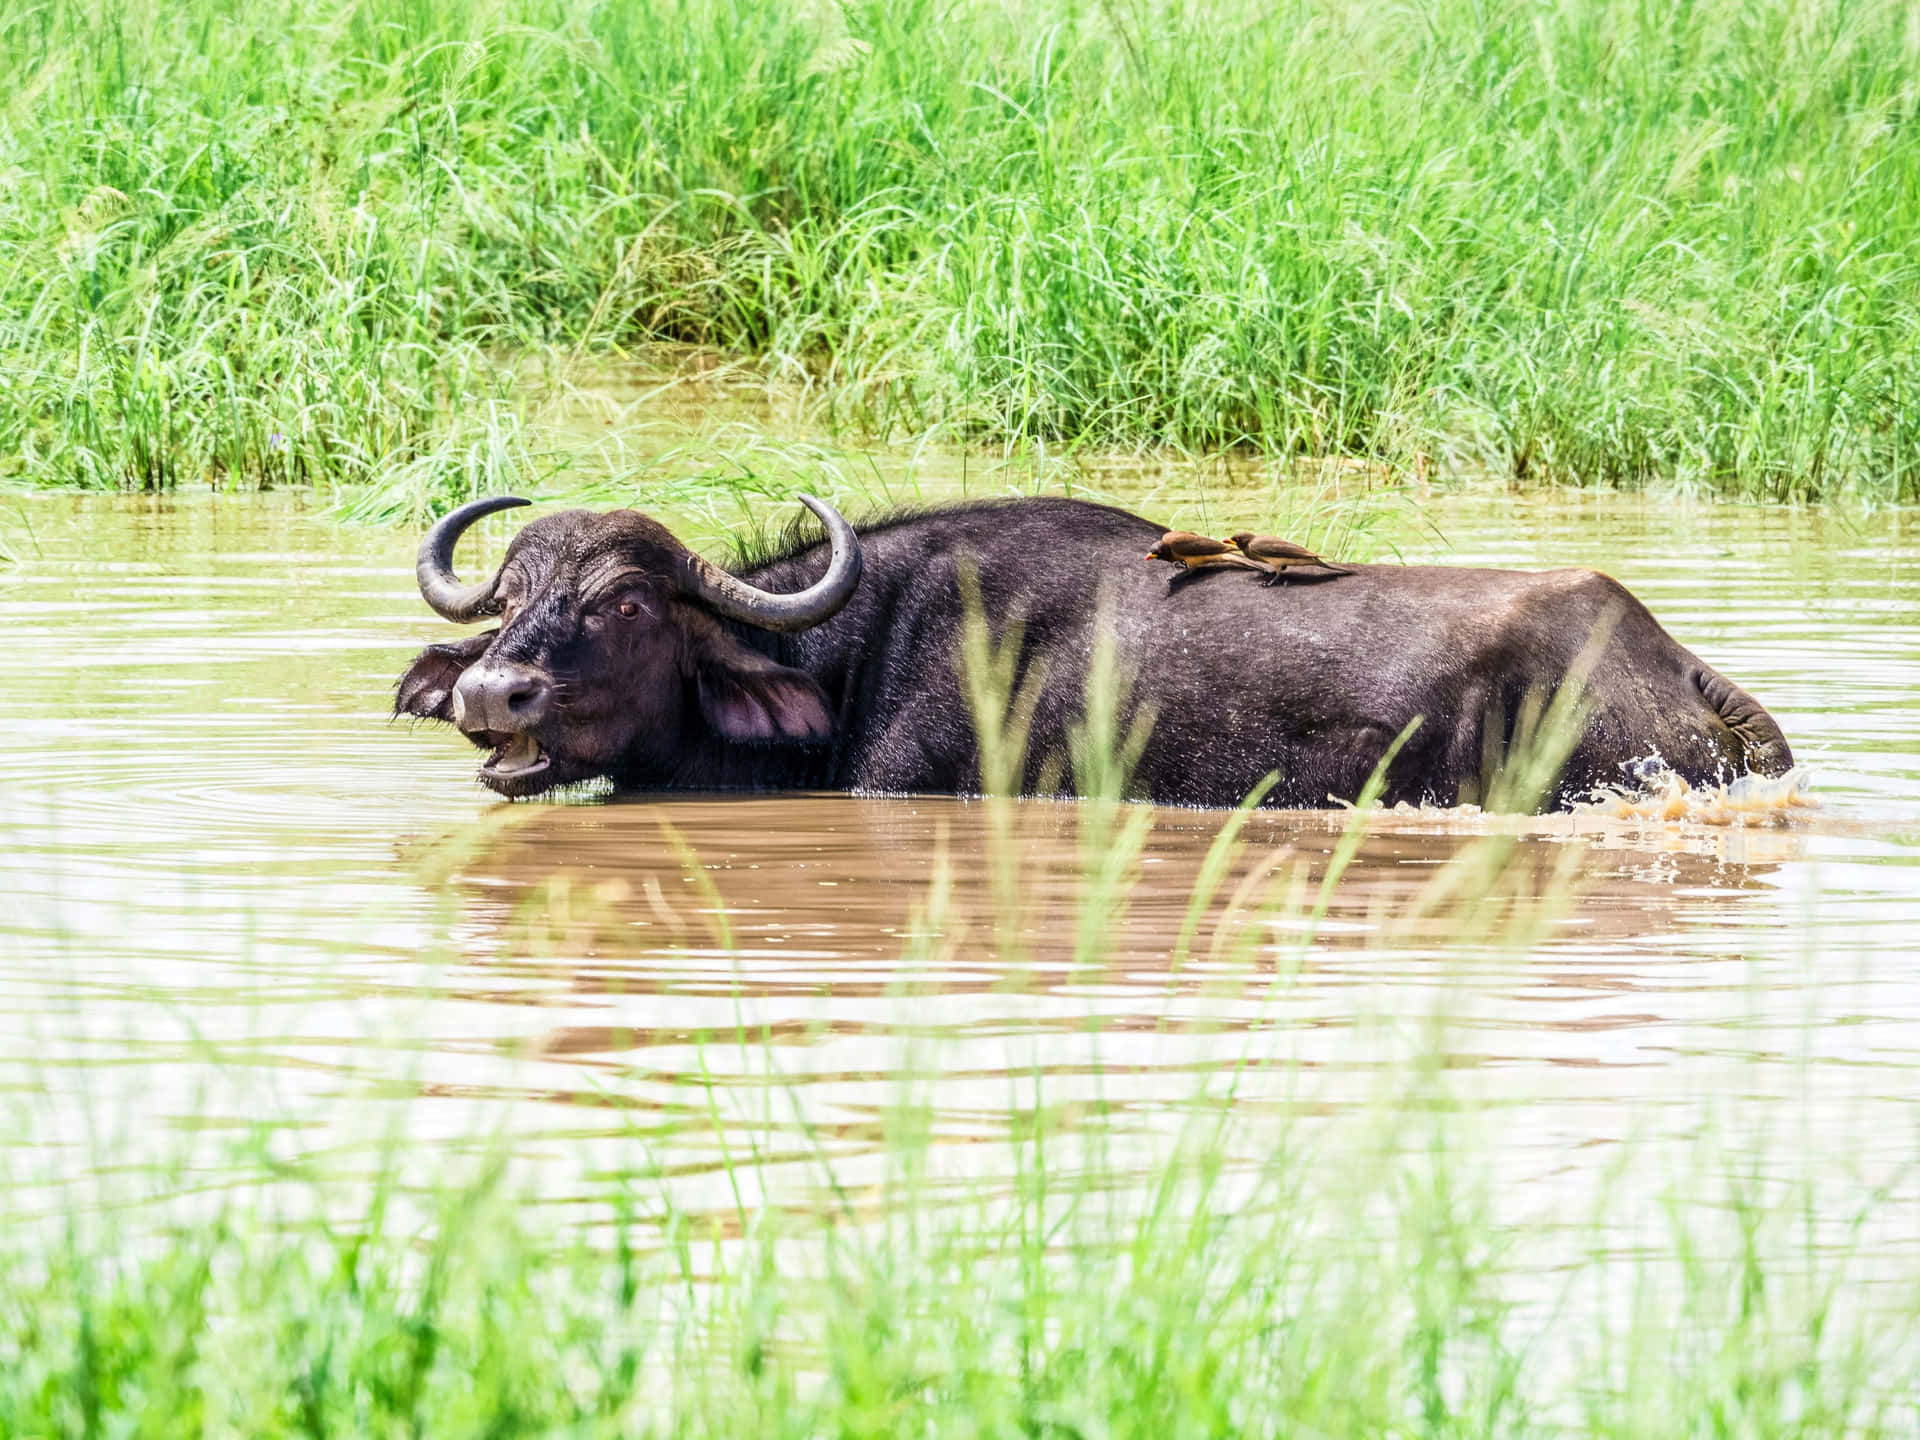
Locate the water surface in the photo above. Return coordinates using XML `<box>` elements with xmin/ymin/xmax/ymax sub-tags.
<box><xmin>2</xmin><ymin>485</ymin><xmax>1916</xmax><ymax>1232</ymax></box>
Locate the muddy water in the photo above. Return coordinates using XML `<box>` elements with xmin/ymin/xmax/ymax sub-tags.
<box><xmin>1</xmin><ymin>488</ymin><xmax>1917</xmax><ymax>1228</ymax></box>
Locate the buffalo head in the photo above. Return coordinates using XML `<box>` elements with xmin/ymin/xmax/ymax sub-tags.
<box><xmin>395</xmin><ymin>495</ymin><xmax>862</xmax><ymax>797</ymax></box>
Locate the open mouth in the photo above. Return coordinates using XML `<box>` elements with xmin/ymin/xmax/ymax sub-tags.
<box><xmin>480</xmin><ymin>731</ymin><xmax>551</xmax><ymax>782</ymax></box>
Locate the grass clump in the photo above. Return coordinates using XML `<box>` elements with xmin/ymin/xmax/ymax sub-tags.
<box><xmin>4</xmin><ymin>0</ymin><xmax>1919</xmax><ymax>503</ymax></box>
<box><xmin>2</xmin><ymin>1033</ymin><xmax>1911</xmax><ymax>1436</ymax></box>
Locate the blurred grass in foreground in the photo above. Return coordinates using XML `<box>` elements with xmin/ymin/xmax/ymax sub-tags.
<box><xmin>3</xmin><ymin>0</ymin><xmax>1919</xmax><ymax>507</ymax></box>
<box><xmin>4</xmin><ymin>1092</ymin><xmax>1909</xmax><ymax>1438</ymax></box>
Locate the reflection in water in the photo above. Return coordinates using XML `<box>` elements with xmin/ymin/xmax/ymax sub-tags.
<box><xmin>412</xmin><ymin>796</ymin><xmax>1898</xmax><ymax>1209</ymax></box>
<box><xmin>0</xmin><ymin>489</ymin><xmax>1917</xmax><ymax>1232</ymax></box>
<box><xmin>441</xmin><ymin>795</ymin><xmax>1801</xmax><ymax>1015</ymax></box>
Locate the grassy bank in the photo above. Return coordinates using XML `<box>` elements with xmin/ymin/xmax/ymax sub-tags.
<box><xmin>4</xmin><ymin>0</ymin><xmax>1918</xmax><ymax>505</ymax></box>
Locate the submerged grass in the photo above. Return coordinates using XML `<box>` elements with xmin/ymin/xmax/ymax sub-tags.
<box><xmin>4</xmin><ymin>0</ymin><xmax>1919</xmax><ymax>504</ymax></box>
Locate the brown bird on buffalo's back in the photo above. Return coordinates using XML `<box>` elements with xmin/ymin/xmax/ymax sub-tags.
<box><xmin>1226</xmin><ymin>532</ymin><xmax>1355</xmax><ymax>581</ymax></box>
<box><xmin>1146</xmin><ymin>530</ymin><xmax>1265</xmax><ymax>573</ymax></box>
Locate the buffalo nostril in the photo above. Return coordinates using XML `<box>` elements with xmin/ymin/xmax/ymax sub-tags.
<box><xmin>452</xmin><ymin>663</ymin><xmax>550</xmax><ymax>734</ymax></box>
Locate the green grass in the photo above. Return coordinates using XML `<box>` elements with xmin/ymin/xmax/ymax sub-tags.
<box><xmin>4</xmin><ymin>1096</ymin><xmax>1911</xmax><ymax>1438</ymax></box>
<box><xmin>4</xmin><ymin>0</ymin><xmax>1919</xmax><ymax>506</ymax></box>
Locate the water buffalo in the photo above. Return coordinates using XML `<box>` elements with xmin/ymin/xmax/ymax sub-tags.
<box><xmin>395</xmin><ymin>494</ymin><xmax>1793</xmax><ymax>808</ymax></box>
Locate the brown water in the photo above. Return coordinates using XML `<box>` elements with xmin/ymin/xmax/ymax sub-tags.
<box><xmin>2</xmin><ymin>485</ymin><xmax>1917</xmax><ymax>1229</ymax></box>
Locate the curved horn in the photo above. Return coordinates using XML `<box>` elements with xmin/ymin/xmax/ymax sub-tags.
<box><xmin>415</xmin><ymin>495</ymin><xmax>530</xmax><ymax>622</ymax></box>
<box><xmin>680</xmin><ymin>493</ymin><xmax>863</xmax><ymax>633</ymax></box>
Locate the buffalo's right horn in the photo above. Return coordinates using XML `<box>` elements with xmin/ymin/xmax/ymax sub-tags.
<box><xmin>679</xmin><ymin>493</ymin><xmax>863</xmax><ymax>633</ymax></box>
<box><xmin>416</xmin><ymin>495</ymin><xmax>530</xmax><ymax>622</ymax></box>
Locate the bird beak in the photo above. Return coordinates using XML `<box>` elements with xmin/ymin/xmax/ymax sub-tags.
<box><xmin>1144</xmin><ymin>552</ymin><xmax>1158</xmax><ymax>560</ymax></box>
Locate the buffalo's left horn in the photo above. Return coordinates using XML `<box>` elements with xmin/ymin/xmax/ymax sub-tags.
<box><xmin>416</xmin><ymin>495</ymin><xmax>530</xmax><ymax>622</ymax></box>
<box><xmin>680</xmin><ymin>493</ymin><xmax>863</xmax><ymax>633</ymax></box>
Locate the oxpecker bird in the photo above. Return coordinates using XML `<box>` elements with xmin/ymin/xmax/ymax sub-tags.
<box><xmin>1226</xmin><ymin>532</ymin><xmax>1355</xmax><ymax>581</ymax></box>
<box><xmin>1146</xmin><ymin>531</ymin><xmax>1266</xmax><ymax>574</ymax></box>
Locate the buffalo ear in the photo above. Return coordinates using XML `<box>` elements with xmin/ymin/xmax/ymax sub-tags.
<box><xmin>696</xmin><ymin>649</ymin><xmax>833</xmax><ymax>746</ymax></box>
<box><xmin>396</xmin><ymin>631</ymin><xmax>496</xmax><ymax>721</ymax></box>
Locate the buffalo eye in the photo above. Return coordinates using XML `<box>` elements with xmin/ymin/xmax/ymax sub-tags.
<box><xmin>617</xmin><ymin>599</ymin><xmax>641</xmax><ymax>619</ymax></box>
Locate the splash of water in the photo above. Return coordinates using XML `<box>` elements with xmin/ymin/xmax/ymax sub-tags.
<box><xmin>1574</xmin><ymin>763</ymin><xmax>1817</xmax><ymax>827</ymax></box>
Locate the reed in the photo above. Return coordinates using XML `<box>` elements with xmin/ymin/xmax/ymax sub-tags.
<box><xmin>5</xmin><ymin>1099</ymin><xmax>1910</xmax><ymax>1438</ymax></box>
<box><xmin>4</xmin><ymin>0</ymin><xmax>1918</xmax><ymax>505</ymax></box>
